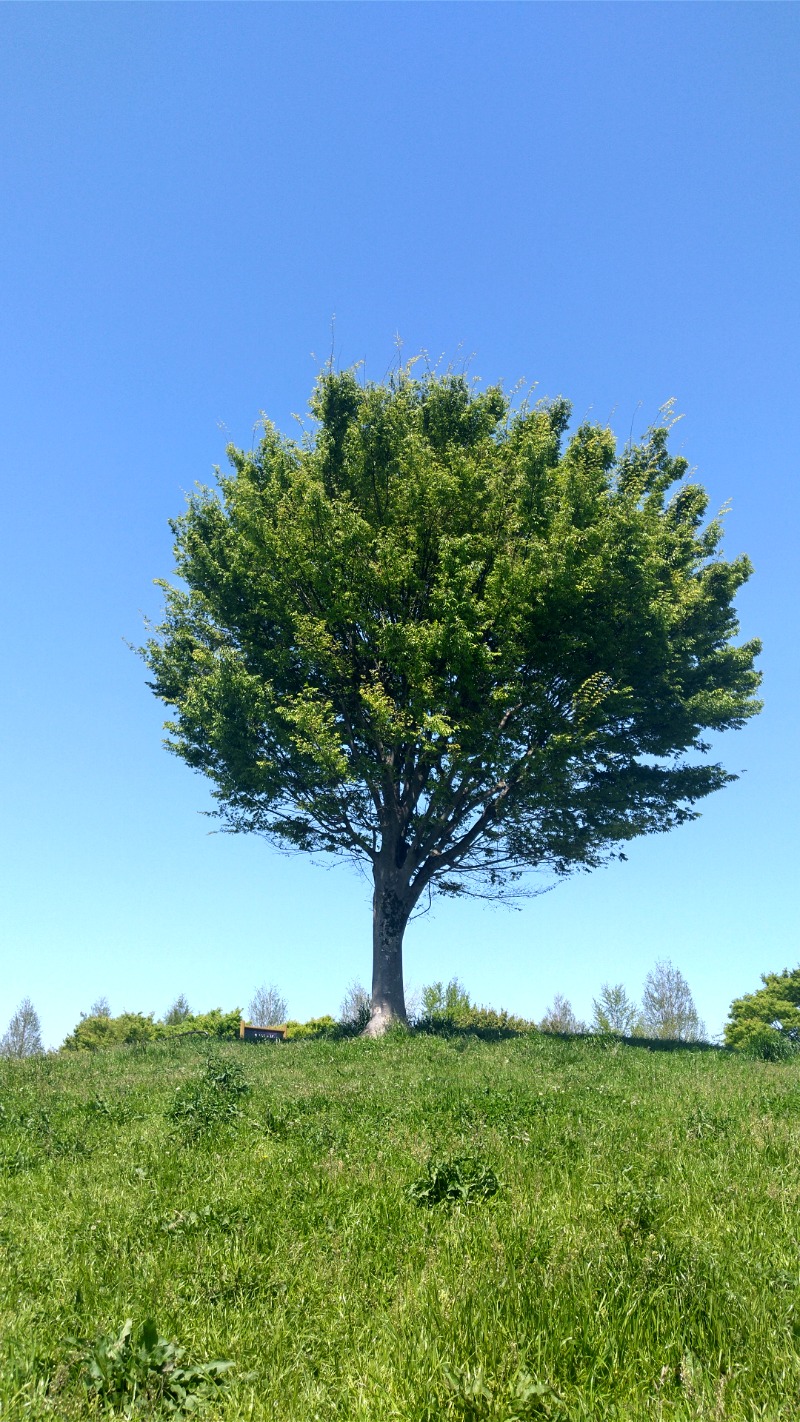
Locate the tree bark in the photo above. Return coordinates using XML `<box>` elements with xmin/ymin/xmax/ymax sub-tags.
<box><xmin>363</xmin><ymin>865</ymin><xmax>412</xmax><ymax>1036</ymax></box>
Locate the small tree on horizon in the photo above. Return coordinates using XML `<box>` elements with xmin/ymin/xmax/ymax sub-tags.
<box><xmin>421</xmin><ymin>977</ymin><xmax>472</xmax><ymax>1025</ymax></box>
<box><xmin>88</xmin><ymin>996</ymin><xmax>111</xmax><ymax>1018</ymax></box>
<box><xmin>339</xmin><ymin>980</ymin><xmax>371</xmax><ymax>1032</ymax></box>
<box><xmin>641</xmin><ymin>960</ymin><xmax>705</xmax><ymax>1041</ymax></box>
<box><xmin>592</xmin><ymin>982</ymin><xmax>643</xmax><ymax>1035</ymax></box>
<box><xmin>142</xmin><ymin>365</ymin><xmax>761</xmax><ymax>1034</ymax></box>
<box><xmin>539</xmin><ymin>994</ymin><xmax>586</xmax><ymax>1035</ymax></box>
<box><xmin>248</xmin><ymin>983</ymin><xmax>288</xmax><ymax>1026</ymax></box>
<box><xmin>1</xmin><ymin>998</ymin><xmax>44</xmax><ymax>1058</ymax></box>
<box><xmin>164</xmin><ymin>993</ymin><xmax>191</xmax><ymax>1025</ymax></box>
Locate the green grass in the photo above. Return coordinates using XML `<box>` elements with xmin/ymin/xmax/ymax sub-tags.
<box><xmin>1</xmin><ymin>1032</ymin><xmax>799</xmax><ymax>1419</ymax></box>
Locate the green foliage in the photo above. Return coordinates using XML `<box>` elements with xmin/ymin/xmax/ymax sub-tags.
<box><xmin>452</xmin><ymin>1005</ymin><xmax>536</xmax><ymax>1037</ymax></box>
<box><xmin>167</xmin><ymin>1053</ymin><xmax>251</xmax><ymax>1141</ymax></box>
<box><xmin>724</xmin><ymin>965</ymin><xmax>800</xmax><ymax>1050</ymax></box>
<box><xmin>283</xmin><ymin>1014</ymin><xmax>339</xmax><ymax>1040</ymax></box>
<box><xmin>421</xmin><ymin>978</ymin><xmax>474</xmax><ymax>1025</ymax></box>
<box><xmin>442</xmin><ymin>1363</ymin><xmax>562</xmax><ymax>1420</ymax></box>
<box><xmin>164</xmin><ymin>1008</ymin><xmax>242</xmax><ymax>1040</ymax></box>
<box><xmin>741</xmin><ymin>1029</ymin><xmax>798</xmax><ymax>1062</ymax></box>
<box><xmin>72</xmin><ymin>1316</ymin><xmax>233</xmax><ymax>1414</ymax></box>
<box><xmin>61</xmin><ymin>1007</ymin><xmax>241</xmax><ymax>1052</ymax></box>
<box><xmin>592</xmin><ymin>982</ymin><xmax>644</xmax><ymax>1036</ymax></box>
<box><xmin>641</xmin><ymin>960</ymin><xmax>705</xmax><ymax>1042</ymax></box>
<box><xmin>142</xmin><ymin>367</ymin><xmax>761</xmax><ymax>905</ymax></box>
<box><xmin>1</xmin><ymin>998</ymin><xmax>43</xmax><ymax>1058</ymax></box>
<box><xmin>417</xmin><ymin>980</ymin><xmax>535</xmax><ymax>1038</ymax></box>
<box><xmin>339</xmin><ymin>980</ymin><xmax>372</xmax><ymax>1033</ymax></box>
<box><xmin>61</xmin><ymin>1011</ymin><xmax>159</xmax><ymax>1052</ymax></box>
<box><xmin>163</xmin><ymin>994</ymin><xmax>191</xmax><ymax>1025</ymax></box>
<box><xmin>538</xmin><ymin>995</ymin><xmax>586</xmax><ymax>1034</ymax></box>
<box><xmin>406</xmin><ymin>1155</ymin><xmax>500</xmax><ymax>1207</ymax></box>
<box><xmin>247</xmin><ymin>983</ymin><xmax>288</xmax><ymax>1027</ymax></box>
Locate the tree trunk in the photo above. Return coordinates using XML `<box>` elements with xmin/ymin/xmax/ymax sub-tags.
<box><xmin>363</xmin><ymin>866</ymin><xmax>411</xmax><ymax>1037</ymax></box>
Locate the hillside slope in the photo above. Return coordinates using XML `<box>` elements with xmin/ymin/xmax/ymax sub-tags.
<box><xmin>1</xmin><ymin>1033</ymin><xmax>798</xmax><ymax>1419</ymax></box>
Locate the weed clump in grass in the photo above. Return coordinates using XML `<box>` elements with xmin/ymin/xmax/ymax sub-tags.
<box><xmin>406</xmin><ymin>1155</ymin><xmax>500</xmax><ymax>1207</ymax></box>
<box><xmin>70</xmin><ymin>1317</ymin><xmax>234</xmax><ymax>1415</ymax></box>
<box><xmin>442</xmin><ymin>1362</ymin><xmax>562</xmax><ymax>1419</ymax></box>
<box><xmin>167</xmin><ymin>1053</ymin><xmax>250</xmax><ymax>1141</ymax></box>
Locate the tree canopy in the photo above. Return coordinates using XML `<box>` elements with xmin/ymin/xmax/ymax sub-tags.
<box><xmin>1</xmin><ymin>998</ymin><xmax>43</xmax><ymax>1058</ymax></box>
<box><xmin>142</xmin><ymin>365</ymin><xmax>761</xmax><ymax>1032</ymax></box>
<box><xmin>641</xmin><ymin>959</ymin><xmax>705</xmax><ymax>1042</ymax></box>
<box><xmin>591</xmin><ymin>983</ymin><xmax>643</xmax><ymax>1036</ymax></box>
<box><xmin>724</xmin><ymin>967</ymin><xmax>800</xmax><ymax>1050</ymax></box>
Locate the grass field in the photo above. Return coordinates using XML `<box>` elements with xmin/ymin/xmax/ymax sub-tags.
<box><xmin>1</xmin><ymin>1031</ymin><xmax>799</xmax><ymax>1419</ymax></box>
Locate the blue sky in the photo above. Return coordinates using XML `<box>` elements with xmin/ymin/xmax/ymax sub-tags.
<box><xmin>1</xmin><ymin>2</ymin><xmax>797</xmax><ymax>1048</ymax></box>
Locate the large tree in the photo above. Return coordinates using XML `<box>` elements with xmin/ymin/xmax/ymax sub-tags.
<box><xmin>142</xmin><ymin>368</ymin><xmax>761</xmax><ymax>1034</ymax></box>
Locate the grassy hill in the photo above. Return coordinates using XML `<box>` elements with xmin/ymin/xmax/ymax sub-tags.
<box><xmin>1</xmin><ymin>1031</ymin><xmax>798</xmax><ymax>1419</ymax></box>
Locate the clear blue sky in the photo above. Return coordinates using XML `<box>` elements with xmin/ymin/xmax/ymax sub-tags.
<box><xmin>1</xmin><ymin>3</ymin><xmax>797</xmax><ymax>1048</ymax></box>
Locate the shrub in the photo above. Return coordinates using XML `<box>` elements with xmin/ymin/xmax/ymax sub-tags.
<box><xmin>458</xmin><ymin>1005</ymin><xmax>536</xmax><ymax>1035</ymax></box>
<box><xmin>724</xmin><ymin>965</ymin><xmax>800</xmax><ymax>1050</ymax></box>
<box><xmin>284</xmin><ymin>1015</ymin><xmax>339</xmax><ymax>1041</ymax></box>
<box><xmin>421</xmin><ymin>978</ymin><xmax>473</xmax><ymax>1026</ymax></box>
<box><xmin>417</xmin><ymin>979</ymin><xmax>536</xmax><ymax>1037</ymax></box>
<box><xmin>539</xmin><ymin>994</ymin><xmax>586</xmax><ymax>1034</ymax></box>
<box><xmin>741</xmin><ymin>1027</ymin><xmax>799</xmax><ymax>1062</ymax></box>
<box><xmin>339</xmin><ymin>980</ymin><xmax>371</xmax><ymax>1033</ymax></box>
<box><xmin>417</xmin><ymin>1004</ymin><xmax>535</xmax><ymax>1038</ymax></box>
<box><xmin>163</xmin><ymin>1008</ymin><xmax>242</xmax><ymax>1040</ymax></box>
<box><xmin>61</xmin><ymin>1012</ymin><xmax>159</xmax><ymax>1052</ymax></box>
<box><xmin>61</xmin><ymin>1007</ymin><xmax>242</xmax><ymax>1051</ymax></box>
